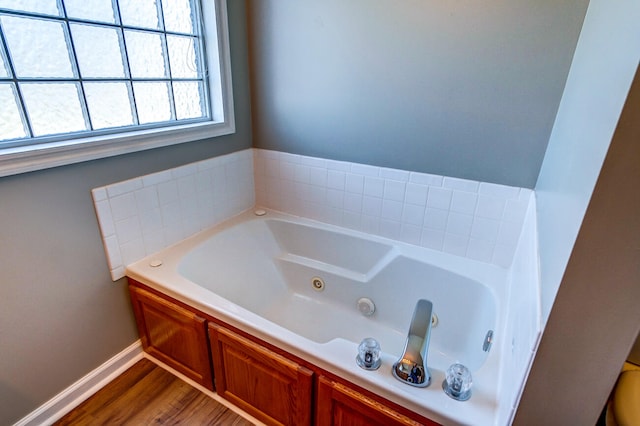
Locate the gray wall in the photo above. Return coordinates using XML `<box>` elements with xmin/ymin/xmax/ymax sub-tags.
<box><xmin>534</xmin><ymin>0</ymin><xmax>640</xmax><ymax>324</ymax></box>
<box><xmin>516</xmin><ymin>0</ymin><xmax>640</xmax><ymax>422</ymax></box>
<box><xmin>515</xmin><ymin>64</ymin><xmax>640</xmax><ymax>425</ymax></box>
<box><xmin>0</xmin><ymin>2</ymin><xmax>251</xmax><ymax>424</ymax></box>
<box><xmin>247</xmin><ymin>0</ymin><xmax>589</xmax><ymax>188</ymax></box>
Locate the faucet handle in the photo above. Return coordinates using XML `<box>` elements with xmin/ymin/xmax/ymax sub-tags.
<box><xmin>356</xmin><ymin>338</ymin><xmax>381</xmax><ymax>370</ymax></box>
<box><xmin>442</xmin><ymin>363</ymin><xmax>473</xmax><ymax>401</ymax></box>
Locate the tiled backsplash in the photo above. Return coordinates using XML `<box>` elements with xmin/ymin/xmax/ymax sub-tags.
<box><xmin>92</xmin><ymin>149</ymin><xmax>254</xmax><ymax>280</ymax></box>
<box><xmin>254</xmin><ymin>149</ymin><xmax>533</xmax><ymax>268</ymax></box>
<box><xmin>93</xmin><ymin>148</ymin><xmax>532</xmax><ymax>280</ymax></box>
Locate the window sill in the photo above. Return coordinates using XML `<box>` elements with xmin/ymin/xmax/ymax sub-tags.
<box><xmin>0</xmin><ymin>119</ymin><xmax>235</xmax><ymax>178</ymax></box>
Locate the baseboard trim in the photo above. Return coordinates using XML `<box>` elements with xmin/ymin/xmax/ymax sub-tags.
<box><xmin>14</xmin><ymin>340</ymin><xmax>144</xmax><ymax>426</ymax></box>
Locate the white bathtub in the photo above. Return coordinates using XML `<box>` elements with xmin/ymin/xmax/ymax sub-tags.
<box><xmin>126</xmin><ymin>208</ymin><xmax>510</xmax><ymax>425</ymax></box>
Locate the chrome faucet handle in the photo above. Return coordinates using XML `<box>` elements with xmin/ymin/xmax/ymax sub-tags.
<box><xmin>356</xmin><ymin>337</ymin><xmax>381</xmax><ymax>370</ymax></box>
<box><xmin>392</xmin><ymin>299</ymin><xmax>433</xmax><ymax>387</ymax></box>
<box><xmin>442</xmin><ymin>363</ymin><xmax>472</xmax><ymax>401</ymax></box>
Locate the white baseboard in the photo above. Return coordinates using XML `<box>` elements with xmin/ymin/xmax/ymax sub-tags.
<box><xmin>14</xmin><ymin>341</ymin><xmax>144</xmax><ymax>426</ymax></box>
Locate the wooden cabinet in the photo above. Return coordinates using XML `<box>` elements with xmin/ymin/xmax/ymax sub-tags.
<box><xmin>129</xmin><ymin>285</ymin><xmax>213</xmax><ymax>390</ymax></box>
<box><xmin>316</xmin><ymin>376</ymin><xmax>438</xmax><ymax>426</ymax></box>
<box><xmin>208</xmin><ymin>323</ymin><xmax>313</xmax><ymax>426</ymax></box>
<box><xmin>128</xmin><ymin>280</ymin><xmax>438</xmax><ymax>425</ymax></box>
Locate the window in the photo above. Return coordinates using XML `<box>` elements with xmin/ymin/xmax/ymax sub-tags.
<box><xmin>0</xmin><ymin>0</ymin><xmax>234</xmax><ymax>176</ymax></box>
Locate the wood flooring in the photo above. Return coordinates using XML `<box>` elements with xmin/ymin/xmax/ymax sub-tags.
<box><xmin>54</xmin><ymin>358</ymin><xmax>254</xmax><ymax>425</ymax></box>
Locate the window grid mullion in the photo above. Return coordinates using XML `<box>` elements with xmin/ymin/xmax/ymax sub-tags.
<box><xmin>157</xmin><ymin>0</ymin><xmax>177</xmax><ymax>121</ymax></box>
<box><xmin>59</xmin><ymin>0</ymin><xmax>93</xmax><ymax>132</ymax></box>
<box><xmin>0</xmin><ymin>8</ymin><xmax>197</xmax><ymax>37</ymax></box>
<box><xmin>114</xmin><ymin>1</ymin><xmax>140</xmax><ymax>126</ymax></box>
<box><xmin>0</xmin><ymin>21</ymin><xmax>33</xmax><ymax>138</ymax></box>
<box><xmin>8</xmin><ymin>77</ymin><xmax>202</xmax><ymax>83</ymax></box>
<box><xmin>193</xmin><ymin>0</ymin><xmax>211</xmax><ymax>119</ymax></box>
<box><xmin>0</xmin><ymin>0</ymin><xmax>211</xmax><ymax>145</ymax></box>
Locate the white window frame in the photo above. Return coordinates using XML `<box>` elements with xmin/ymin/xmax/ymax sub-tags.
<box><xmin>0</xmin><ymin>0</ymin><xmax>234</xmax><ymax>178</ymax></box>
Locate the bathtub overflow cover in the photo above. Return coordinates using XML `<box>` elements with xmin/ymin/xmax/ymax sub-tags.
<box><xmin>311</xmin><ymin>277</ymin><xmax>325</xmax><ymax>291</ymax></box>
<box><xmin>431</xmin><ymin>313</ymin><xmax>439</xmax><ymax>328</ymax></box>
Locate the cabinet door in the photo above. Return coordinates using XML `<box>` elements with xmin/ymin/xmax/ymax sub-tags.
<box><xmin>316</xmin><ymin>376</ymin><xmax>438</xmax><ymax>426</ymax></box>
<box><xmin>129</xmin><ymin>285</ymin><xmax>213</xmax><ymax>390</ymax></box>
<box><xmin>209</xmin><ymin>323</ymin><xmax>313</xmax><ymax>426</ymax></box>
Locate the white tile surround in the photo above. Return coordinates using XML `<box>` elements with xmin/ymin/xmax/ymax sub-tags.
<box><xmin>498</xmin><ymin>199</ymin><xmax>541</xmax><ymax>425</ymax></box>
<box><xmin>93</xmin><ymin>148</ymin><xmax>532</xmax><ymax>280</ymax></box>
<box><xmin>254</xmin><ymin>149</ymin><xmax>533</xmax><ymax>268</ymax></box>
<box><xmin>92</xmin><ymin>149</ymin><xmax>254</xmax><ymax>280</ymax></box>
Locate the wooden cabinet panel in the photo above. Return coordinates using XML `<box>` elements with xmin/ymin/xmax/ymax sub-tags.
<box><xmin>129</xmin><ymin>285</ymin><xmax>213</xmax><ymax>390</ymax></box>
<box><xmin>316</xmin><ymin>376</ymin><xmax>437</xmax><ymax>426</ymax></box>
<box><xmin>209</xmin><ymin>323</ymin><xmax>313</xmax><ymax>426</ymax></box>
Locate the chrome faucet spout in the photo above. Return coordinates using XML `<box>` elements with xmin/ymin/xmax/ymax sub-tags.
<box><xmin>392</xmin><ymin>299</ymin><xmax>433</xmax><ymax>387</ymax></box>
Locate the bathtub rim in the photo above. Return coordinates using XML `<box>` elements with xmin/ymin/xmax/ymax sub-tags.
<box><xmin>125</xmin><ymin>207</ymin><xmax>510</xmax><ymax>426</ymax></box>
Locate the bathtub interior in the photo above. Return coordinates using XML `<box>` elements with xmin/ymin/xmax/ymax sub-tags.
<box><xmin>265</xmin><ymin>219</ymin><xmax>396</xmax><ymax>279</ymax></box>
<box><xmin>178</xmin><ymin>217</ymin><xmax>497</xmax><ymax>373</ymax></box>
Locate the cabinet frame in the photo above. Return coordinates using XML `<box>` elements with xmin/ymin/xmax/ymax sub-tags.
<box><xmin>129</xmin><ymin>284</ymin><xmax>213</xmax><ymax>390</ymax></box>
<box><xmin>316</xmin><ymin>375</ymin><xmax>436</xmax><ymax>426</ymax></box>
<box><xmin>209</xmin><ymin>323</ymin><xmax>314</xmax><ymax>425</ymax></box>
